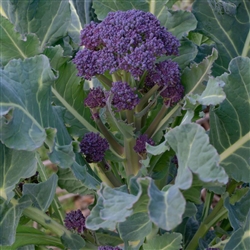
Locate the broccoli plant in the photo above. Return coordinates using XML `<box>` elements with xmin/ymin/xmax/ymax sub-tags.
<box><xmin>0</xmin><ymin>0</ymin><xmax>249</xmax><ymax>250</ymax></box>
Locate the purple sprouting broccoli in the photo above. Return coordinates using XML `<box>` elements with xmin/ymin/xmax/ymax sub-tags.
<box><xmin>160</xmin><ymin>82</ymin><xmax>184</xmax><ymax>106</ymax></box>
<box><xmin>84</xmin><ymin>87</ymin><xmax>107</xmax><ymax>109</ymax></box>
<box><xmin>80</xmin><ymin>132</ymin><xmax>109</xmax><ymax>163</ymax></box>
<box><xmin>145</xmin><ymin>60</ymin><xmax>181</xmax><ymax>89</ymax></box>
<box><xmin>144</xmin><ymin>60</ymin><xmax>184</xmax><ymax>105</ymax></box>
<box><xmin>98</xmin><ymin>246</ymin><xmax>122</xmax><ymax>250</ymax></box>
<box><xmin>64</xmin><ymin>209</ymin><xmax>86</xmax><ymax>234</ymax></box>
<box><xmin>73</xmin><ymin>10</ymin><xmax>180</xmax><ymax>80</ymax></box>
<box><xmin>110</xmin><ymin>82</ymin><xmax>139</xmax><ymax>111</ymax></box>
<box><xmin>134</xmin><ymin>134</ymin><xmax>155</xmax><ymax>154</ymax></box>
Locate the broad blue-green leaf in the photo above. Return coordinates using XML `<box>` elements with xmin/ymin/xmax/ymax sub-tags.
<box><xmin>71</xmin><ymin>0</ymin><xmax>93</xmax><ymax>27</ymax></box>
<box><xmin>224</xmin><ymin>189</ymin><xmax>250</xmax><ymax>231</ymax></box>
<box><xmin>0</xmin><ymin>55</ymin><xmax>76</xmax><ymax>168</ymax></box>
<box><xmin>93</xmin><ymin>0</ymin><xmax>148</xmax><ymax>20</ymax></box>
<box><xmin>95</xmin><ymin>232</ymin><xmax>123</xmax><ymax>247</ymax></box>
<box><xmin>23</xmin><ymin>174</ymin><xmax>58</xmax><ymax>212</ymax></box>
<box><xmin>57</xmin><ymin>167</ymin><xmax>94</xmax><ymax>195</ymax></box>
<box><xmin>0</xmin><ymin>143</ymin><xmax>37</xmax><ymax>201</ymax></box>
<box><xmin>148</xmin><ymin>181</ymin><xmax>186</xmax><ymax>230</ymax></box>
<box><xmin>181</xmin><ymin>48</ymin><xmax>218</xmax><ymax>95</ymax></box>
<box><xmin>68</xmin><ymin>1</ymin><xmax>82</xmax><ymax>44</ymax></box>
<box><xmin>0</xmin><ymin>196</ymin><xmax>31</xmax><ymax>246</ymax></box>
<box><xmin>166</xmin><ymin>123</ymin><xmax>228</xmax><ymax>190</ymax></box>
<box><xmin>210</xmin><ymin>57</ymin><xmax>250</xmax><ymax>182</ymax></box>
<box><xmin>0</xmin><ymin>16</ymin><xmax>41</xmax><ymax>66</ymax></box>
<box><xmin>162</xmin><ymin>10</ymin><xmax>197</xmax><ymax>39</ymax></box>
<box><xmin>224</xmin><ymin>210</ymin><xmax>250</xmax><ymax>250</ymax></box>
<box><xmin>118</xmin><ymin>212</ymin><xmax>152</xmax><ymax>242</ymax></box>
<box><xmin>183</xmin><ymin>76</ymin><xmax>226</xmax><ymax>111</ymax></box>
<box><xmin>193</xmin><ymin>0</ymin><xmax>250</xmax><ymax>76</ymax></box>
<box><xmin>86</xmin><ymin>196</ymin><xmax>117</xmax><ymax>231</ymax></box>
<box><xmin>1</xmin><ymin>0</ymin><xmax>71</xmax><ymax>48</ymax></box>
<box><xmin>71</xmin><ymin>160</ymin><xmax>100</xmax><ymax>190</ymax></box>
<box><xmin>143</xmin><ymin>232</ymin><xmax>182</xmax><ymax>250</ymax></box>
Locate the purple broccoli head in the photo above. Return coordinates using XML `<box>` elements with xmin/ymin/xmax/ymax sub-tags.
<box><xmin>98</xmin><ymin>246</ymin><xmax>122</xmax><ymax>250</ymax></box>
<box><xmin>80</xmin><ymin>132</ymin><xmax>109</xmax><ymax>163</ymax></box>
<box><xmin>160</xmin><ymin>83</ymin><xmax>184</xmax><ymax>106</ymax></box>
<box><xmin>110</xmin><ymin>81</ymin><xmax>139</xmax><ymax>111</ymax></box>
<box><xmin>73</xmin><ymin>10</ymin><xmax>180</xmax><ymax>80</ymax></box>
<box><xmin>84</xmin><ymin>87</ymin><xmax>107</xmax><ymax>109</ymax></box>
<box><xmin>134</xmin><ymin>134</ymin><xmax>155</xmax><ymax>154</ymax></box>
<box><xmin>64</xmin><ymin>209</ymin><xmax>86</xmax><ymax>234</ymax></box>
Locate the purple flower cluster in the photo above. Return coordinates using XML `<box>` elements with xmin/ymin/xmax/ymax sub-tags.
<box><xmin>73</xmin><ymin>10</ymin><xmax>180</xmax><ymax>80</ymax></box>
<box><xmin>98</xmin><ymin>246</ymin><xmax>121</xmax><ymax>250</ymax></box>
<box><xmin>84</xmin><ymin>87</ymin><xmax>106</xmax><ymax>109</ymax></box>
<box><xmin>134</xmin><ymin>134</ymin><xmax>155</xmax><ymax>154</ymax></box>
<box><xmin>64</xmin><ymin>209</ymin><xmax>86</xmax><ymax>234</ymax></box>
<box><xmin>111</xmin><ymin>82</ymin><xmax>139</xmax><ymax>111</ymax></box>
<box><xmin>80</xmin><ymin>132</ymin><xmax>109</xmax><ymax>163</ymax></box>
<box><xmin>145</xmin><ymin>60</ymin><xmax>184</xmax><ymax>105</ymax></box>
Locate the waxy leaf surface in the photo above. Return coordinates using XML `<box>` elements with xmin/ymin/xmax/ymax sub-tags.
<box><xmin>210</xmin><ymin>57</ymin><xmax>250</xmax><ymax>182</ymax></box>
<box><xmin>166</xmin><ymin>123</ymin><xmax>228</xmax><ymax>190</ymax></box>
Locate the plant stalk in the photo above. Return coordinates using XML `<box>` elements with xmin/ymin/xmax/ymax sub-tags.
<box><xmin>36</xmin><ymin>153</ymin><xmax>65</xmax><ymax>224</ymax></box>
<box><xmin>185</xmin><ymin>180</ymin><xmax>239</xmax><ymax>250</ymax></box>
<box><xmin>97</xmin><ymin>75</ymin><xmax>112</xmax><ymax>89</ymax></box>
<box><xmin>124</xmin><ymin>137</ymin><xmax>140</xmax><ymax>177</ymax></box>
<box><xmin>93</xmin><ymin>114</ymin><xmax>124</xmax><ymax>157</ymax></box>
<box><xmin>145</xmin><ymin>104</ymin><xmax>169</xmax><ymax>137</ymax></box>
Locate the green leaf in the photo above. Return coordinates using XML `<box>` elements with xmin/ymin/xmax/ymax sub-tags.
<box><xmin>148</xmin><ymin>181</ymin><xmax>186</xmax><ymax>231</ymax></box>
<box><xmin>166</xmin><ymin>123</ymin><xmax>228</xmax><ymax>190</ymax></box>
<box><xmin>3</xmin><ymin>226</ymin><xmax>64</xmax><ymax>249</ymax></box>
<box><xmin>71</xmin><ymin>0</ymin><xmax>93</xmax><ymax>27</ymax></box>
<box><xmin>95</xmin><ymin>232</ymin><xmax>123</xmax><ymax>246</ymax></box>
<box><xmin>209</xmin><ymin>57</ymin><xmax>250</xmax><ymax>182</ymax></box>
<box><xmin>181</xmin><ymin>48</ymin><xmax>218</xmax><ymax>95</ymax></box>
<box><xmin>0</xmin><ymin>143</ymin><xmax>37</xmax><ymax>201</ymax></box>
<box><xmin>118</xmin><ymin>212</ymin><xmax>152</xmax><ymax>242</ymax></box>
<box><xmin>0</xmin><ymin>196</ymin><xmax>31</xmax><ymax>246</ymax></box>
<box><xmin>57</xmin><ymin>168</ymin><xmax>94</xmax><ymax>195</ymax></box>
<box><xmin>162</xmin><ymin>10</ymin><xmax>197</xmax><ymax>39</ymax></box>
<box><xmin>224</xmin><ymin>189</ymin><xmax>250</xmax><ymax>231</ymax></box>
<box><xmin>143</xmin><ymin>232</ymin><xmax>183</xmax><ymax>250</ymax></box>
<box><xmin>192</xmin><ymin>0</ymin><xmax>250</xmax><ymax>75</ymax></box>
<box><xmin>0</xmin><ymin>55</ymin><xmax>76</xmax><ymax>168</ymax></box>
<box><xmin>22</xmin><ymin>174</ymin><xmax>58</xmax><ymax>212</ymax></box>
<box><xmin>93</xmin><ymin>0</ymin><xmax>149</xmax><ymax>20</ymax></box>
<box><xmin>224</xmin><ymin>210</ymin><xmax>250</xmax><ymax>250</ymax></box>
<box><xmin>1</xmin><ymin>0</ymin><xmax>72</xmax><ymax>48</ymax></box>
<box><xmin>71</xmin><ymin>161</ymin><xmax>100</xmax><ymax>190</ymax></box>
<box><xmin>0</xmin><ymin>16</ymin><xmax>41</xmax><ymax>66</ymax></box>
<box><xmin>68</xmin><ymin>1</ymin><xmax>82</xmax><ymax>44</ymax></box>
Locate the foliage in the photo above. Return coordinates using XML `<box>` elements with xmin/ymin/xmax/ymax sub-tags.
<box><xmin>0</xmin><ymin>0</ymin><xmax>249</xmax><ymax>249</ymax></box>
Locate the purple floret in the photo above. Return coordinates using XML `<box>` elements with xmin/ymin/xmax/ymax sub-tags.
<box><xmin>84</xmin><ymin>87</ymin><xmax>107</xmax><ymax>109</ymax></box>
<box><xmin>73</xmin><ymin>10</ymin><xmax>180</xmax><ymax>80</ymax></box>
<box><xmin>110</xmin><ymin>82</ymin><xmax>139</xmax><ymax>111</ymax></box>
<box><xmin>64</xmin><ymin>209</ymin><xmax>86</xmax><ymax>234</ymax></box>
<box><xmin>160</xmin><ymin>83</ymin><xmax>184</xmax><ymax>106</ymax></box>
<box><xmin>145</xmin><ymin>60</ymin><xmax>181</xmax><ymax>88</ymax></box>
<box><xmin>134</xmin><ymin>134</ymin><xmax>155</xmax><ymax>154</ymax></box>
<box><xmin>80</xmin><ymin>132</ymin><xmax>109</xmax><ymax>163</ymax></box>
<box><xmin>98</xmin><ymin>246</ymin><xmax>122</xmax><ymax>250</ymax></box>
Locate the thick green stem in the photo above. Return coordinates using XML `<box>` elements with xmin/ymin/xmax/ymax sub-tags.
<box><xmin>36</xmin><ymin>153</ymin><xmax>65</xmax><ymax>224</ymax></box>
<box><xmin>186</xmin><ymin>180</ymin><xmax>239</xmax><ymax>250</ymax></box>
<box><xmin>97</xmin><ymin>75</ymin><xmax>112</xmax><ymax>89</ymax></box>
<box><xmin>145</xmin><ymin>104</ymin><xmax>169</xmax><ymax>138</ymax></box>
<box><xmin>201</xmin><ymin>190</ymin><xmax>214</xmax><ymax>222</ymax></box>
<box><xmin>93</xmin><ymin>115</ymin><xmax>124</xmax><ymax>157</ymax></box>
<box><xmin>112</xmin><ymin>72</ymin><xmax>122</xmax><ymax>82</ymax></box>
<box><xmin>126</xmin><ymin>109</ymin><xmax>134</xmax><ymax>124</ymax></box>
<box><xmin>98</xmin><ymin>161</ymin><xmax>123</xmax><ymax>187</ymax></box>
<box><xmin>136</xmin><ymin>85</ymin><xmax>159</xmax><ymax>112</ymax></box>
<box><xmin>124</xmin><ymin>137</ymin><xmax>140</xmax><ymax>177</ymax></box>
